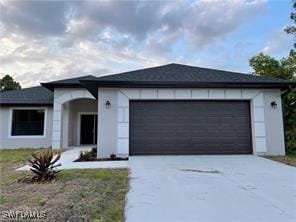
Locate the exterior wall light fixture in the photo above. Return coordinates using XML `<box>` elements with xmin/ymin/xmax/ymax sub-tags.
<box><xmin>105</xmin><ymin>100</ymin><xmax>111</xmax><ymax>109</ymax></box>
<box><xmin>270</xmin><ymin>101</ymin><xmax>277</xmax><ymax>109</ymax></box>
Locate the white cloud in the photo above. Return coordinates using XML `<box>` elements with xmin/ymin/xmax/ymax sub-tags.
<box><xmin>0</xmin><ymin>34</ymin><xmax>169</xmax><ymax>87</ymax></box>
<box><xmin>0</xmin><ymin>0</ymin><xmax>268</xmax><ymax>87</ymax></box>
<box><xmin>261</xmin><ymin>29</ymin><xmax>293</xmax><ymax>55</ymax></box>
<box><xmin>184</xmin><ymin>0</ymin><xmax>266</xmax><ymax>46</ymax></box>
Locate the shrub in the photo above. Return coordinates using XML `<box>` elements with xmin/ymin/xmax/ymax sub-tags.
<box><xmin>91</xmin><ymin>147</ymin><xmax>97</xmax><ymax>155</ymax></box>
<box><xmin>110</xmin><ymin>153</ymin><xmax>117</xmax><ymax>160</ymax></box>
<box><xmin>79</xmin><ymin>147</ymin><xmax>97</xmax><ymax>161</ymax></box>
<box><xmin>27</xmin><ymin>148</ymin><xmax>61</xmax><ymax>182</ymax></box>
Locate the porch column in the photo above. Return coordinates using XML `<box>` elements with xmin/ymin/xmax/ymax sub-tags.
<box><xmin>52</xmin><ymin>101</ymin><xmax>62</xmax><ymax>149</ymax></box>
<box><xmin>97</xmin><ymin>88</ymin><xmax>118</xmax><ymax>158</ymax></box>
<box><xmin>251</xmin><ymin>91</ymin><xmax>267</xmax><ymax>154</ymax></box>
<box><xmin>61</xmin><ymin>103</ymin><xmax>69</xmax><ymax>148</ymax></box>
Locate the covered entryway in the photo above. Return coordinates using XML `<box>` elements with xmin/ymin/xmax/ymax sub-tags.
<box><xmin>129</xmin><ymin>100</ymin><xmax>252</xmax><ymax>155</ymax></box>
<box><xmin>64</xmin><ymin>98</ymin><xmax>97</xmax><ymax>147</ymax></box>
<box><xmin>52</xmin><ymin>88</ymin><xmax>98</xmax><ymax>148</ymax></box>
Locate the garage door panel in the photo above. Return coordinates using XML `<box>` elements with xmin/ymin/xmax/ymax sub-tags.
<box><xmin>130</xmin><ymin>100</ymin><xmax>252</xmax><ymax>155</ymax></box>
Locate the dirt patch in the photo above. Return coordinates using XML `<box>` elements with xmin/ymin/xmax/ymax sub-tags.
<box><xmin>1</xmin><ymin>169</ymin><xmax>128</xmax><ymax>221</ymax></box>
<box><xmin>0</xmin><ymin>149</ymin><xmax>128</xmax><ymax>222</ymax></box>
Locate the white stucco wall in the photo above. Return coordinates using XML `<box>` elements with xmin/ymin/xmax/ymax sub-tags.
<box><xmin>97</xmin><ymin>88</ymin><xmax>118</xmax><ymax>157</ymax></box>
<box><xmin>97</xmin><ymin>88</ymin><xmax>286</xmax><ymax>157</ymax></box>
<box><xmin>0</xmin><ymin>87</ymin><xmax>286</xmax><ymax>155</ymax></box>
<box><xmin>263</xmin><ymin>89</ymin><xmax>285</xmax><ymax>155</ymax></box>
<box><xmin>0</xmin><ymin>106</ymin><xmax>53</xmax><ymax>148</ymax></box>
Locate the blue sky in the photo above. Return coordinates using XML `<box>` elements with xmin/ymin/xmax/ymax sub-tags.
<box><xmin>0</xmin><ymin>0</ymin><xmax>294</xmax><ymax>87</ymax></box>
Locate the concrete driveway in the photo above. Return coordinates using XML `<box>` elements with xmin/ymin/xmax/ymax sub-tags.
<box><xmin>126</xmin><ymin>155</ymin><xmax>296</xmax><ymax>222</ymax></box>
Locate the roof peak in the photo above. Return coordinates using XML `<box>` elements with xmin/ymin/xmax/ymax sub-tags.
<box><xmin>100</xmin><ymin>63</ymin><xmax>251</xmax><ymax>80</ymax></box>
<box><xmin>166</xmin><ymin>63</ymin><xmax>251</xmax><ymax>75</ymax></box>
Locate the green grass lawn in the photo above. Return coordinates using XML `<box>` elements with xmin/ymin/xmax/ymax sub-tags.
<box><xmin>264</xmin><ymin>154</ymin><xmax>296</xmax><ymax>167</ymax></box>
<box><xmin>0</xmin><ymin>149</ymin><xmax>128</xmax><ymax>222</ymax></box>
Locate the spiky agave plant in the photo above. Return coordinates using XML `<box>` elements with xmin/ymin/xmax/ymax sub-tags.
<box><xmin>29</xmin><ymin>148</ymin><xmax>61</xmax><ymax>182</ymax></box>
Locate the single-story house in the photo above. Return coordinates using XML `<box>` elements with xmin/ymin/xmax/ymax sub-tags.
<box><xmin>1</xmin><ymin>63</ymin><xmax>295</xmax><ymax>157</ymax></box>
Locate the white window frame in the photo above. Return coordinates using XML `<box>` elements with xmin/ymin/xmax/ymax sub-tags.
<box><xmin>77</xmin><ymin>112</ymin><xmax>98</xmax><ymax>145</ymax></box>
<box><xmin>8</xmin><ymin>107</ymin><xmax>48</xmax><ymax>138</ymax></box>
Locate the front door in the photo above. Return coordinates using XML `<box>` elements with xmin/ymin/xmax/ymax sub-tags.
<box><xmin>80</xmin><ymin>114</ymin><xmax>97</xmax><ymax>145</ymax></box>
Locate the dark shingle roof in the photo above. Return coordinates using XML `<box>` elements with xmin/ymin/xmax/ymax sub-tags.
<box><xmin>1</xmin><ymin>63</ymin><xmax>295</xmax><ymax>105</ymax></box>
<box><xmin>93</xmin><ymin>63</ymin><xmax>292</xmax><ymax>84</ymax></box>
<box><xmin>0</xmin><ymin>86</ymin><xmax>53</xmax><ymax>106</ymax></box>
<box><xmin>0</xmin><ymin>75</ymin><xmax>96</xmax><ymax>105</ymax></box>
<box><xmin>80</xmin><ymin>63</ymin><xmax>295</xmax><ymax>97</ymax></box>
<box><xmin>41</xmin><ymin>75</ymin><xmax>97</xmax><ymax>90</ymax></box>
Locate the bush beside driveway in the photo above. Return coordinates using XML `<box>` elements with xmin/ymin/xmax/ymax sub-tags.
<box><xmin>0</xmin><ymin>149</ymin><xmax>128</xmax><ymax>221</ymax></box>
<box><xmin>264</xmin><ymin>154</ymin><xmax>296</xmax><ymax>167</ymax></box>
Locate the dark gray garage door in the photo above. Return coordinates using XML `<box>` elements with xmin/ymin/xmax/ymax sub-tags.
<box><xmin>129</xmin><ymin>100</ymin><xmax>252</xmax><ymax>155</ymax></box>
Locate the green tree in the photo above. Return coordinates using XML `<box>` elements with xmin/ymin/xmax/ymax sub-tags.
<box><xmin>284</xmin><ymin>0</ymin><xmax>296</xmax><ymax>47</ymax></box>
<box><xmin>0</xmin><ymin>75</ymin><xmax>21</xmax><ymax>91</ymax></box>
<box><xmin>249</xmin><ymin>51</ymin><xmax>296</xmax><ymax>153</ymax></box>
<box><xmin>249</xmin><ymin>53</ymin><xmax>286</xmax><ymax>78</ymax></box>
<box><xmin>249</xmin><ymin>52</ymin><xmax>295</xmax><ymax>80</ymax></box>
<box><xmin>250</xmin><ymin>0</ymin><xmax>296</xmax><ymax>153</ymax></box>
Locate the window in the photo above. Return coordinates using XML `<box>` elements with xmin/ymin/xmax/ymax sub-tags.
<box><xmin>11</xmin><ymin>109</ymin><xmax>45</xmax><ymax>136</ymax></box>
